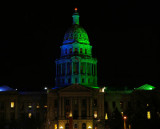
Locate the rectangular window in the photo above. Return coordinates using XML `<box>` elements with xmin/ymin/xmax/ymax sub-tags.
<box><xmin>66</xmin><ymin>99</ymin><xmax>70</xmax><ymax>106</ymax></box>
<box><xmin>11</xmin><ymin>102</ymin><xmax>15</xmax><ymax>108</ymax></box>
<box><xmin>54</xmin><ymin>100</ymin><xmax>58</xmax><ymax>108</ymax></box>
<box><xmin>44</xmin><ymin>105</ymin><xmax>47</xmax><ymax>108</ymax></box>
<box><xmin>128</xmin><ymin>101</ymin><xmax>131</xmax><ymax>108</ymax></box>
<box><xmin>121</xmin><ymin>112</ymin><xmax>124</xmax><ymax>117</ymax></box>
<box><xmin>82</xmin><ymin>78</ymin><xmax>85</xmax><ymax>83</ymax></box>
<box><xmin>105</xmin><ymin>113</ymin><xmax>108</xmax><ymax>120</ymax></box>
<box><xmin>0</xmin><ymin>102</ymin><xmax>4</xmax><ymax>110</ymax></box>
<box><xmin>94</xmin><ymin>111</ymin><xmax>98</xmax><ymax>118</ymax></box>
<box><xmin>112</xmin><ymin>101</ymin><xmax>116</xmax><ymax>108</ymax></box>
<box><xmin>10</xmin><ymin>112</ymin><xmax>15</xmax><ymax>120</ymax></box>
<box><xmin>28</xmin><ymin>113</ymin><xmax>32</xmax><ymax>118</ymax></box>
<box><xmin>94</xmin><ymin>99</ymin><xmax>97</xmax><ymax>107</ymax></box>
<box><xmin>55</xmin><ymin>124</ymin><xmax>57</xmax><ymax>129</ymax></box>
<box><xmin>105</xmin><ymin>101</ymin><xmax>108</xmax><ymax>108</ymax></box>
<box><xmin>147</xmin><ymin>111</ymin><xmax>151</xmax><ymax>119</ymax></box>
<box><xmin>28</xmin><ymin>103</ymin><xmax>32</xmax><ymax>109</ymax></box>
<box><xmin>75</xmin><ymin>78</ymin><xmax>78</xmax><ymax>83</ymax></box>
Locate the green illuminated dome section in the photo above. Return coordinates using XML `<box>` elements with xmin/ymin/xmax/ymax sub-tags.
<box><xmin>63</xmin><ymin>24</ymin><xmax>90</xmax><ymax>44</ymax></box>
<box><xmin>55</xmin><ymin>8</ymin><xmax>98</xmax><ymax>88</ymax></box>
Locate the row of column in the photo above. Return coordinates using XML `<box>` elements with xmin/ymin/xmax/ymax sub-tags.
<box><xmin>56</xmin><ymin>62</ymin><xmax>97</xmax><ymax>76</ymax></box>
<box><xmin>58</xmin><ymin>97</ymin><xmax>92</xmax><ymax>119</ymax></box>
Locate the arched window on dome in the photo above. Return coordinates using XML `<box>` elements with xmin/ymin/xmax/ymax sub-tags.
<box><xmin>74</xmin><ymin>48</ymin><xmax>78</xmax><ymax>54</ymax></box>
<box><xmin>80</xmin><ymin>48</ymin><xmax>82</xmax><ymax>54</ymax></box>
<box><xmin>79</xmin><ymin>34</ymin><xmax>82</xmax><ymax>39</ymax></box>
<box><xmin>85</xmin><ymin>49</ymin><xmax>87</xmax><ymax>54</ymax></box>
<box><xmin>69</xmin><ymin>48</ymin><xmax>72</xmax><ymax>54</ymax></box>
<box><xmin>88</xmin><ymin>78</ymin><xmax>90</xmax><ymax>83</ymax></box>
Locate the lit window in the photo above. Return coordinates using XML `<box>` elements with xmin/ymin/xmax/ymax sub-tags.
<box><xmin>94</xmin><ymin>111</ymin><xmax>97</xmax><ymax>118</ymax></box>
<box><xmin>28</xmin><ymin>105</ymin><xmax>32</xmax><ymax>109</ymax></box>
<box><xmin>55</xmin><ymin>124</ymin><xmax>57</xmax><ymax>129</ymax></box>
<box><xmin>121</xmin><ymin>112</ymin><xmax>124</xmax><ymax>117</ymax></box>
<box><xmin>69</xmin><ymin>111</ymin><xmax>72</xmax><ymax>117</ymax></box>
<box><xmin>147</xmin><ymin>104</ymin><xmax>149</xmax><ymax>107</ymax></box>
<box><xmin>147</xmin><ymin>111</ymin><xmax>151</xmax><ymax>119</ymax></box>
<box><xmin>44</xmin><ymin>105</ymin><xmax>47</xmax><ymax>108</ymax></box>
<box><xmin>11</xmin><ymin>102</ymin><xmax>14</xmax><ymax>108</ymax></box>
<box><xmin>105</xmin><ymin>113</ymin><xmax>108</xmax><ymax>120</ymax></box>
<box><xmin>36</xmin><ymin>105</ymin><xmax>40</xmax><ymax>108</ymax></box>
<box><xmin>28</xmin><ymin>113</ymin><xmax>32</xmax><ymax>118</ymax></box>
<box><xmin>100</xmin><ymin>87</ymin><xmax>105</xmax><ymax>92</ymax></box>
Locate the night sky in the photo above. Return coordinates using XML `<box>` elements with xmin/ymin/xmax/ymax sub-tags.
<box><xmin>0</xmin><ymin>1</ymin><xmax>160</xmax><ymax>91</ymax></box>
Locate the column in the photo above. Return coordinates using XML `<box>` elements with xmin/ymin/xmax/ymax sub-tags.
<box><xmin>61</xmin><ymin>63</ymin><xmax>62</xmax><ymax>76</ymax></box>
<box><xmin>65</xmin><ymin>62</ymin><xmax>67</xmax><ymax>76</ymax></box>
<box><xmin>85</xmin><ymin>62</ymin><xmax>87</xmax><ymax>83</ymax></box>
<box><xmin>59</xmin><ymin>97</ymin><xmax>61</xmax><ymax>119</ymax></box>
<box><xmin>62</xmin><ymin>97</ymin><xmax>64</xmax><ymax>119</ymax></box>
<box><xmin>70</xmin><ymin>98</ymin><xmax>72</xmax><ymax>113</ymax></box>
<box><xmin>72</xmin><ymin>62</ymin><xmax>74</xmax><ymax>75</ymax></box>
<box><xmin>79</xmin><ymin>61</ymin><xmax>80</xmax><ymax>74</ymax></box>
<box><xmin>87</xmin><ymin>98</ymin><xmax>89</xmax><ymax>119</ymax></box>
<box><xmin>90</xmin><ymin>63</ymin><xmax>92</xmax><ymax>76</ymax></box>
<box><xmin>90</xmin><ymin>98</ymin><xmax>92</xmax><ymax>117</ymax></box>
<box><xmin>56</xmin><ymin>63</ymin><xmax>57</xmax><ymax>76</ymax></box>
<box><xmin>78</xmin><ymin>98</ymin><xmax>81</xmax><ymax>119</ymax></box>
<box><xmin>79</xmin><ymin>61</ymin><xmax>81</xmax><ymax>84</ymax></box>
<box><xmin>95</xmin><ymin>64</ymin><xmax>97</xmax><ymax>76</ymax></box>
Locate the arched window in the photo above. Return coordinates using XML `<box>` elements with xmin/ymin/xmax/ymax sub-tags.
<box><xmin>74</xmin><ymin>124</ymin><xmax>78</xmax><ymax>129</ymax></box>
<box><xmin>69</xmin><ymin>48</ymin><xmax>72</xmax><ymax>54</ymax></box>
<box><xmin>65</xmin><ymin>49</ymin><xmax>67</xmax><ymax>54</ymax></box>
<box><xmin>74</xmin><ymin>48</ymin><xmax>78</xmax><ymax>54</ymax></box>
<box><xmin>85</xmin><ymin>49</ymin><xmax>87</xmax><ymax>54</ymax></box>
<box><xmin>82</xmin><ymin>123</ymin><xmax>86</xmax><ymax>129</ymax></box>
<box><xmin>80</xmin><ymin>48</ymin><xmax>82</xmax><ymax>54</ymax></box>
<box><xmin>65</xmin><ymin>123</ymin><xmax>69</xmax><ymax>129</ymax></box>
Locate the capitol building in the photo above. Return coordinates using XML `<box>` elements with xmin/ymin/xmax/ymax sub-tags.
<box><xmin>0</xmin><ymin>8</ymin><xmax>160</xmax><ymax>129</ymax></box>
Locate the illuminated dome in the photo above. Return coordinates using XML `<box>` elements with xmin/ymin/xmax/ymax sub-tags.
<box><xmin>63</xmin><ymin>8</ymin><xmax>90</xmax><ymax>44</ymax></box>
<box><xmin>63</xmin><ymin>24</ymin><xmax>90</xmax><ymax>44</ymax></box>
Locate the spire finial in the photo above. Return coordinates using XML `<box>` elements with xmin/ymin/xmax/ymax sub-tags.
<box><xmin>72</xmin><ymin>8</ymin><xmax>79</xmax><ymax>25</ymax></box>
<box><xmin>75</xmin><ymin>7</ymin><xmax>78</xmax><ymax>12</ymax></box>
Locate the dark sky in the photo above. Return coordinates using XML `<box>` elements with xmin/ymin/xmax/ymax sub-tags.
<box><xmin>0</xmin><ymin>1</ymin><xmax>160</xmax><ymax>91</ymax></box>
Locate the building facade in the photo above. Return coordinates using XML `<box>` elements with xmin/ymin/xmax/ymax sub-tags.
<box><xmin>0</xmin><ymin>9</ymin><xmax>160</xmax><ymax>129</ymax></box>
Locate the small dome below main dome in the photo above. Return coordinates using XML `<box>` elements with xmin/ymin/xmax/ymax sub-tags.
<box><xmin>63</xmin><ymin>24</ymin><xmax>90</xmax><ymax>44</ymax></box>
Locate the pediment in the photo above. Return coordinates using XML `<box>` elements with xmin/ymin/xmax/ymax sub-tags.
<box><xmin>58</xmin><ymin>84</ymin><xmax>93</xmax><ymax>93</ymax></box>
